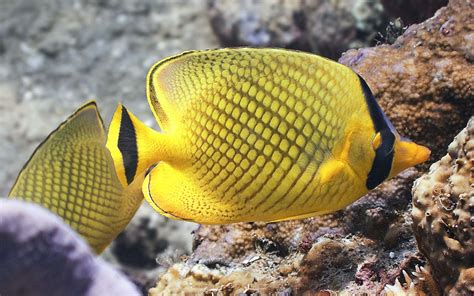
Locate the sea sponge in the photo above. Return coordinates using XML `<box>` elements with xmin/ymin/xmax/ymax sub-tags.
<box><xmin>0</xmin><ymin>200</ymin><xmax>139</xmax><ymax>296</ymax></box>
<box><xmin>412</xmin><ymin>117</ymin><xmax>474</xmax><ymax>294</ymax></box>
<box><xmin>340</xmin><ymin>0</ymin><xmax>474</xmax><ymax>162</ymax></box>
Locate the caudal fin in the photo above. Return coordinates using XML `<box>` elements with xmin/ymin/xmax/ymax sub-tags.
<box><xmin>106</xmin><ymin>104</ymin><xmax>167</xmax><ymax>188</ymax></box>
<box><xmin>8</xmin><ymin>101</ymin><xmax>143</xmax><ymax>253</ymax></box>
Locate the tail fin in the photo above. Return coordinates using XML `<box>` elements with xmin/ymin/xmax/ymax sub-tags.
<box><xmin>106</xmin><ymin>104</ymin><xmax>166</xmax><ymax>187</ymax></box>
<box><xmin>8</xmin><ymin>101</ymin><xmax>143</xmax><ymax>253</ymax></box>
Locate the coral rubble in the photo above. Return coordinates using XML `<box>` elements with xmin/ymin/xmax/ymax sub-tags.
<box><xmin>412</xmin><ymin>117</ymin><xmax>474</xmax><ymax>295</ymax></box>
<box><xmin>0</xmin><ymin>200</ymin><xmax>139</xmax><ymax>296</ymax></box>
<box><xmin>339</xmin><ymin>0</ymin><xmax>474</xmax><ymax>162</ymax></box>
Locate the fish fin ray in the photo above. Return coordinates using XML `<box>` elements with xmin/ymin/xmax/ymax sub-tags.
<box><xmin>8</xmin><ymin>101</ymin><xmax>140</xmax><ymax>253</ymax></box>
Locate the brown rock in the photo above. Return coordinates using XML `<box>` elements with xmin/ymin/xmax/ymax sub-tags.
<box><xmin>339</xmin><ymin>0</ymin><xmax>474</xmax><ymax>162</ymax></box>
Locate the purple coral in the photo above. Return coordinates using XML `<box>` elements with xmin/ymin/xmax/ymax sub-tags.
<box><xmin>0</xmin><ymin>200</ymin><xmax>139</xmax><ymax>296</ymax></box>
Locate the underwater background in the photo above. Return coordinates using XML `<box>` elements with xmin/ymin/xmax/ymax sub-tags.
<box><xmin>0</xmin><ymin>0</ymin><xmax>473</xmax><ymax>295</ymax></box>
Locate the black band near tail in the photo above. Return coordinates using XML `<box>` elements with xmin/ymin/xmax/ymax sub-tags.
<box><xmin>118</xmin><ymin>106</ymin><xmax>138</xmax><ymax>184</ymax></box>
<box><xmin>358</xmin><ymin>75</ymin><xmax>395</xmax><ymax>190</ymax></box>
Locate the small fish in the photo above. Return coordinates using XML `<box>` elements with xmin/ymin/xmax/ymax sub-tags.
<box><xmin>107</xmin><ymin>48</ymin><xmax>431</xmax><ymax>224</ymax></box>
<box><xmin>9</xmin><ymin>102</ymin><xmax>144</xmax><ymax>253</ymax></box>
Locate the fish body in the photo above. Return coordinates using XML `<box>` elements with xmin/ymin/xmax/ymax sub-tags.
<box><xmin>107</xmin><ymin>48</ymin><xmax>430</xmax><ymax>224</ymax></box>
<box><xmin>9</xmin><ymin>102</ymin><xmax>144</xmax><ymax>253</ymax></box>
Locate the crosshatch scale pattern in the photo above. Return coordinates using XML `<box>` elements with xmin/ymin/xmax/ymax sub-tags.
<box><xmin>147</xmin><ymin>48</ymin><xmax>372</xmax><ymax>223</ymax></box>
<box><xmin>9</xmin><ymin>105</ymin><xmax>125</xmax><ymax>252</ymax></box>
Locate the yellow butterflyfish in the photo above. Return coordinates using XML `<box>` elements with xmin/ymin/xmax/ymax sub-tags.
<box><xmin>9</xmin><ymin>102</ymin><xmax>144</xmax><ymax>253</ymax></box>
<box><xmin>107</xmin><ymin>48</ymin><xmax>431</xmax><ymax>224</ymax></box>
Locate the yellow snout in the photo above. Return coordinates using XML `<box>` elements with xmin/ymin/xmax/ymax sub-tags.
<box><xmin>390</xmin><ymin>139</ymin><xmax>431</xmax><ymax>178</ymax></box>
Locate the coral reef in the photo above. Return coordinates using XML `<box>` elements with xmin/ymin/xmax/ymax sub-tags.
<box><xmin>151</xmin><ymin>0</ymin><xmax>472</xmax><ymax>294</ymax></box>
<box><xmin>0</xmin><ymin>199</ymin><xmax>139</xmax><ymax>296</ymax></box>
<box><xmin>384</xmin><ymin>265</ymin><xmax>439</xmax><ymax>296</ymax></box>
<box><xmin>207</xmin><ymin>0</ymin><xmax>388</xmax><ymax>58</ymax></box>
<box><xmin>339</xmin><ymin>0</ymin><xmax>474</xmax><ymax>162</ymax></box>
<box><xmin>412</xmin><ymin>117</ymin><xmax>474</xmax><ymax>295</ymax></box>
<box><xmin>381</xmin><ymin>0</ymin><xmax>448</xmax><ymax>24</ymax></box>
<box><xmin>151</xmin><ymin>170</ymin><xmax>424</xmax><ymax>294</ymax></box>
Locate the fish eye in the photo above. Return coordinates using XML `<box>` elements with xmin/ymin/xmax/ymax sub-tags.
<box><xmin>371</xmin><ymin>132</ymin><xmax>382</xmax><ymax>150</ymax></box>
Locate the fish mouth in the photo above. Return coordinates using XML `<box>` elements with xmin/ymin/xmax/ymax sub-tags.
<box><xmin>410</xmin><ymin>143</ymin><xmax>431</xmax><ymax>166</ymax></box>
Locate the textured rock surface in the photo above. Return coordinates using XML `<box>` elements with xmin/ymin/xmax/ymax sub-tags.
<box><xmin>412</xmin><ymin>117</ymin><xmax>474</xmax><ymax>295</ymax></box>
<box><xmin>339</xmin><ymin>0</ymin><xmax>474</xmax><ymax>162</ymax></box>
<box><xmin>208</xmin><ymin>0</ymin><xmax>388</xmax><ymax>59</ymax></box>
<box><xmin>0</xmin><ymin>199</ymin><xmax>139</xmax><ymax>296</ymax></box>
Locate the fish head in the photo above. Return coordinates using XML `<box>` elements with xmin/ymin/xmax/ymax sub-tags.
<box><xmin>389</xmin><ymin>136</ymin><xmax>431</xmax><ymax>178</ymax></box>
<box><xmin>367</xmin><ymin>130</ymin><xmax>430</xmax><ymax>190</ymax></box>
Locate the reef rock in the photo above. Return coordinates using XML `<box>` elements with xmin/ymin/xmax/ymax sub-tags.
<box><xmin>339</xmin><ymin>0</ymin><xmax>474</xmax><ymax>162</ymax></box>
<box><xmin>412</xmin><ymin>117</ymin><xmax>474</xmax><ymax>295</ymax></box>
<box><xmin>0</xmin><ymin>200</ymin><xmax>139</xmax><ymax>296</ymax></box>
<box><xmin>150</xmin><ymin>170</ymin><xmax>424</xmax><ymax>295</ymax></box>
<box><xmin>207</xmin><ymin>0</ymin><xmax>388</xmax><ymax>58</ymax></box>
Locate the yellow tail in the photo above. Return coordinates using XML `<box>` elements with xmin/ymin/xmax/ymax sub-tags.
<box><xmin>8</xmin><ymin>101</ymin><xmax>143</xmax><ymax>253</ymax></box>
<box><xmin>106</xmin><ymin>104</ymin><xmax>170</xmax><ymax>188</ymax></box>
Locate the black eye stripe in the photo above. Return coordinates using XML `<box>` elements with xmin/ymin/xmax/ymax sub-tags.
<box><xmin>357</xmin><ymin>75</ymin><xmax>395</xmax><ymax>190</ymax></box>
<box><xmin>118</xmin><ymin>106</ymin><xmax>138</xmax><ymax>185</ymax></box>
<box><xmin>367</xmin><ymin>130</ymin><xmax>395</xmax><ymax>189</ymax></box>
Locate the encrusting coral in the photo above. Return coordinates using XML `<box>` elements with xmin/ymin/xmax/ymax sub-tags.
<box><xmin>0</xmin><ymin>200</ymin><xmax>139</xmax><ymax>296</ymax></box>
<box><xmin>339</xmin><ymin>0</ymin><xmax>474</xmax><ymax>162</ymax></box>
<box><xmin>151</xmin><ymin>0</ymin><xmax>473</xmax><ymax>294</ymax></box>
<box><xmin>412</xmin><ymin>117</ymin><xmax>474</xmax><ymax>295</ymax></box>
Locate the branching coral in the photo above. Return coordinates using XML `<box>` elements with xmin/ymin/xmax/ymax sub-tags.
<box><xmin>0</xmin><ymin>200</ymin><xmax>139</xmax><ymax>296</ymax></box>
<box><xmin>384</xmin><ymin>265</ymin><xmax>439</xmax><ymax>296</ymax></box>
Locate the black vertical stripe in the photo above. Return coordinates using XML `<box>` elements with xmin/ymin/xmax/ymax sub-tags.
<box><xmin>358</xmin><ymin>75</ymin><xmax>395</xmax><ymax>190</ymax></box>
<box><xmin>118</xmin><ymin>106</ymin><xmax>138</xmax><ymax>184</ymax></box>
